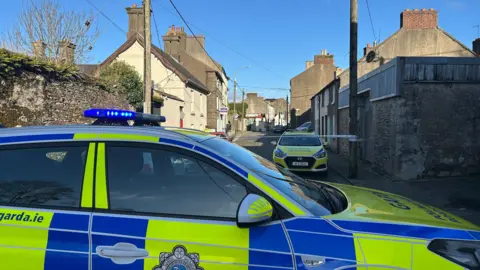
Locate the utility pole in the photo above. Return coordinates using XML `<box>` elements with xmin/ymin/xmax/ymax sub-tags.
<box><xmin>286</xmin><ymin>93</ymin><xmax>289</xmax><ymax>127</ymax></box>
<box><xmin>241</xmin><ymin>89</ymin><xmax>245</xmax><ymax>131</ymax></box>
<box><xmin>143</xmin><ymin>0</ymin><xmax>152</xmax><ymax>114</ymax></box>
<box><xmin>233</xmin><ymin>79</ymin><xmax>237</xmax><ymax>132</ymax></box>
<box><xmin>348</xmin><ymin>0</ymin><xmax>358</xmax><ymax>178</ymax></box>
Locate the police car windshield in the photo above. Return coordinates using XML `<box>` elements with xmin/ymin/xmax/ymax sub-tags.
<box><xmin>279</xmin><ymin>136</ymin><xmax>321</xmax><ymax>146</ymax></box>
<box><xmin>200</xmin><ymin>137</ymin><xmax>331</xmax><ymax>215</ymax></box>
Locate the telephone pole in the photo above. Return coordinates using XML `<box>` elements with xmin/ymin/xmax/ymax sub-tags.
<box><xmin>286</xmin><ymin>93</ymin><xmax>289</xmax><ymax>127</ymax></box>
<box><xmin>233</xmin><ymin>79</ymin><xmax>237</xmax><ymax>132</ymax></box>
<box><xmin>241</xmin><ymin>89</ymin><xmax>245</xmax><ymax>131</ymax></box>
<box><xmin>348</xmin><ymin>0</ymin><xmax>358</xmax><ymax>178</ymax></box>
<box><xmin>143</xmin><ymin>0</ymin><xmax>152</xmax><ymax>114</ymax></box>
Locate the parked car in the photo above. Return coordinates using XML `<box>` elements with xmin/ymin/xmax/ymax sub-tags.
<box><xmin>273</xmin><ymin>125</ymin><xmax>286</xmax><ymax>133</ymax></box>
<box><xmin>210</xmin><ymin>132</ymin><xmax>232</xmax><ymax>141</ymax></box>
<box><xmin>295</xmin><ymin>121</ymin><xmax>313</xmax><ymax>132</ymax></box>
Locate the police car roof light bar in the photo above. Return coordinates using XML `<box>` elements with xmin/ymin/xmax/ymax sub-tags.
<box><xmin>84</xmin><ymin>108</ymin><xmax>166</xmax><ymax>122</ymax></box>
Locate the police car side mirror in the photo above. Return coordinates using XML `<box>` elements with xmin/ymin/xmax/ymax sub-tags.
<box><xmin>270</xmin><ymin>141</ymin><xmax>277</xmax><ymax>146</ymax></box>
<box><xmin>236</xmin><ymin>194</ymin><xmax>273</xmax><ymax>228</ymax></box>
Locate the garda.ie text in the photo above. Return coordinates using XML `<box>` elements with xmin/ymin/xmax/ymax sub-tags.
<box><xmin>0</xmin><ymin>211</ymin><xmax>44</xmax><ymax>223</ymax></box>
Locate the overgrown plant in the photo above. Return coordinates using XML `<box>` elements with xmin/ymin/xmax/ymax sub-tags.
<box><xmin>99</xmin><ymin>61</ymin><xmax>143</xmax><ymax>108</ymax></box>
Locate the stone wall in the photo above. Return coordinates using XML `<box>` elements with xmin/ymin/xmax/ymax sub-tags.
<box><xmin>395</xmin><ymin>83</ymin><xmax>480</xmax><ymax>180</ymax></box>
<box><xmin>0</xmin><ymin>72</ymin><xmax>129</xmax><ymax>126</ymax></box>
<box><xmin>338</xmin><ymin>108</ymin><xmax>349</xmax><ymax>157</ymax></box>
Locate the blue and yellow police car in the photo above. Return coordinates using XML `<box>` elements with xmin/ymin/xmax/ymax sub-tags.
<box><xmin>0</xmin><ymin>108</ymin><xmax>478</xmax><ymax>270</ymax></box>
<box><xmin>272</xmin><ymin>131</ymin><xmax>328</xmax><ymax>174</ymax></box>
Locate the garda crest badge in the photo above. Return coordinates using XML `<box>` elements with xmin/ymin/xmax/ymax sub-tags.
<box><xmin>152</xmin><ymin>245</ymin><xmax>204</xmax><ymax>270</ymax></box>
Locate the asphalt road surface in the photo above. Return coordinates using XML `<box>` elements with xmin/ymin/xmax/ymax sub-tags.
<box><xmin>235</xmin><ymin>131</ymin><xmax>350</xmax><ymax>184</ymax></box>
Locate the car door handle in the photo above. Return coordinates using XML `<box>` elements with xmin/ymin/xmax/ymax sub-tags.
<box><xmin>96</xmin><ymin>242</ymin><xmax>149</xmax><ymax>264</ymax></box>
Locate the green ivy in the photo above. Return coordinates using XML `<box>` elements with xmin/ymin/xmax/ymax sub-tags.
<box><xmin>0</xmin><ymin>49</ymin><xmax>78</xmax><ymax>78</ymax></box>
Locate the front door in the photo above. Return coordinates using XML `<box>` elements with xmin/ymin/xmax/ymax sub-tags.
<box><xmin>91</xmin><ymin>141</ymin><xmax>294</xmax><ymax>269</ymax></box>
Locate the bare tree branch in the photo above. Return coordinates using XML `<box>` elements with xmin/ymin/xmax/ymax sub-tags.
<box><xmin>1</xmin><ymin>0</ymin><xmax>101</xmax><ymax>64</ymax></box>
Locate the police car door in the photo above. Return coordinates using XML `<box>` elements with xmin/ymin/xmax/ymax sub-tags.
<box><xmin>91</xmin><ymin>141</ymin><xmax>295</xmax><ymax>270</ymax></box>
<box><xmin>0</xmin><ymin>140</ymin><xmax>95</xmax><ymax>270</ymax></box>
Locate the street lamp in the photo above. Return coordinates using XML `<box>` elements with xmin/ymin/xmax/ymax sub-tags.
<box><xmin>232</xmin><ymin>65</ymin><xmax>251</xmax><ymax>133</ymax></box>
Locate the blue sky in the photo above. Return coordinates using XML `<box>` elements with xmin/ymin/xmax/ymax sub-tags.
<box><xmin>1</xmin><ymin>0</ymin><xmax>479</xmax><ymax>100</ymax></box>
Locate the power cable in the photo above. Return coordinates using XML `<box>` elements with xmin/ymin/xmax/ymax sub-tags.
<box><xmin>168</xmin><ymin>0</ymin><xmax>223</xmax><ymax>72</ymax></box>
<box><xmin>152</xmin><ymin>8</ymin><xmax>173</xmax><ymax>83</ymax></box>
<box><xmin>84</xmin><ymin>0</ymin><xmax>126</xmax><ymax>34</ymax></box>
<box><xmin>154</xmin><ymin>0</ymin><xmax>287</xmax><ymax>80</ymax></box>
<box><xmin>365</xmin><ymin>0</ymin><xmax>377</xmax><ymax>42</ymax></box>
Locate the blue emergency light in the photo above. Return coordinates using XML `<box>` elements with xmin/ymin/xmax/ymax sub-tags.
<box><xmin>84</xmin><ymin>108</ymin><xmax>166</xmax><ymax>122</ymax></box>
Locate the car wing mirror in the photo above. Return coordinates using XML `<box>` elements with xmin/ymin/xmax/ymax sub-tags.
<box><xmin>237</xmin><ymin>194</ymin><xmax>273</xmax><ymax>228</ymax></box>
<box><xmin>271</xmin><ymin>141</ymin><xmax>277</xmax><ymax>146</ymax></box>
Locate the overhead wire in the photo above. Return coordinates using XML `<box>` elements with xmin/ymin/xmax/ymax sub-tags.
<box><xmin>84</xmin><ymin>0</ymin><xmax>126</xmax><ymax>34</ymax></box>
<box><xmin>365</xmin><ymin>0</ymin><xmax>377</xmax><ymax>42</ymax></box>
<box><xmin>168</xmin><ymin>0</ymin><xmax>223</xmax><ymax>73</ymax></box>
<box><xmin>154</xmin><ymin>0</ymin><xmax>288</xmax><ymax>80</ymax></box>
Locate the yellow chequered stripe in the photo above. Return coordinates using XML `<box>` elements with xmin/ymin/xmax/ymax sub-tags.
<box><xmin>0</xmin><ymin>208</ymin><xmax>53</xmax><ymax>269</ymax></box>
<box><xmin>248</xmin><ymin>174</ymin><xmax>307</xmax><ymax>216</ymax></box>
<box><xmin>74</xmin><ymin>133</ymin><xmax>158</xmax><ymax>142</ymax></box>
<box><xmin>80</xmin><ymin>143</ymin><xmax>96</xmax><ymax>208</ymax></box>
<box><xmin>95</xmin><ymin>143</ymin><xmax>108</xmax><ymax>209</ymax></box>
<box><xmin>144</xmin><ymin>220</ymin><xmax>249</xmax><ymax>270</ymax></box>
<box><xmin>354</xmin><ymin>233</ymin><xmax>463</xmax><ymax>270</ymax></box>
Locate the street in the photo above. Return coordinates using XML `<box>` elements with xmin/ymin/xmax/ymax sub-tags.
<box><xmin>234</xmin><ymin>131</ymin><xmax>350</xmax><ymax>184</ymax></box>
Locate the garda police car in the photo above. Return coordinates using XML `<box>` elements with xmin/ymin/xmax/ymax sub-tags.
<box><xmin>272</xmin><ymin>131</ymin><xmax>328</xmax><ymax>173</ymax></box>
<box><xmin>0</xmin><ymin>108</ymin><xmax>479</xmax><ymax>270</ymax></box>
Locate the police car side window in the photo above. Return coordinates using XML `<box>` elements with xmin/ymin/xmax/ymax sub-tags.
<box><xmin>0</xmin><ymin>144</ymin><xmax>88</xmax><ymax>208</ymax></box>
<box><xmin>106</xmin><ymin>145</ymin><xmax>247</xmax><ymax>219</ymax></box>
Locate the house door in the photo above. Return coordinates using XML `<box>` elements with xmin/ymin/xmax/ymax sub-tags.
<box><xmin>179</xmin><ymin>106</ymin><xmax>184</xmax><ymax>128</ymax></box>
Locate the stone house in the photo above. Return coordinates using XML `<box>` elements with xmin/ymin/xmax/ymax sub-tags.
<box><xmin>290</xmin><ymin>50</ymin><xmax>337</xmax><ymax>128</ymax></box>
<box><xmin>337</xmin><ymin>8</ymin><xmax>477</xmax><ymax>88</ymax></box>
<box><xmin>162</xmin><ymin>26</ymin><xmax>229</xmax><ymax>132</ymax></box>
<box><xmin>311</xmin><ymin>8</ymin><xmax>480</xmax><ymax>180</ymax></box>
<box><xmin>96</xmin><ymin>4</ymin><xmax>211</xmax><ymax>129</ymax></box>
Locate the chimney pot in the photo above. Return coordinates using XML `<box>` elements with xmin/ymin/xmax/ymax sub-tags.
<box><xmin>414</xmin><ymin>8</ymin><xmax>419</xmax><ymax>11</ymax></box>
<box><xmin>367</xmin><ymin>43</ymin><xmax>371</xmax><ymax>48</ymax></box>
<box><xmin>132</xmin><ymin>3</ymin><xmax>136</xmax><ymax>7</ymax></box>
<box><xmin>421</xmin><ymin>8</ymin><xmax>426</xmax><ymax>11</ymax></box>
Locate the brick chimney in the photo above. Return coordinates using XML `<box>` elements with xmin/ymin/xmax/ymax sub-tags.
<box><xmin>313</xmin><ymin>49</ymin><xmax>334</xmax><ymax>65</ymax></box>
<box><xmin>58</xmin><ymin>40</ymin><xmax>75</xmax><ymax>64</ymax></box>
<box><xmin>126</xmin><ymin>3</ymin><xmax>144</xmax><ymax>38</ymax></box>
<box><xmin>401</xmin><ymin>8</ymin><xmax>438</xmax><ymax>29</ymax></box>
<box><xmin>473</xmin><ymin>38</ymin><xmax>480</xmax><ymax>56</ymax></box>
<box><xmin>32</xmin><ymin>40</ymin><xmax>46</xmax><ymax>58</ymax></box>
<box><xmin>162</xmin><ymin>25</ymin><xmax>187</xmax><ymax>61</ymax></box>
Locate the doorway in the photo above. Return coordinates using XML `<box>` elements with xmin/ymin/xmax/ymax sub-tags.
<box><xmin>180</xmin><ymin>106</ymin><xmax>184</xmax><ymax>128</ymax></box>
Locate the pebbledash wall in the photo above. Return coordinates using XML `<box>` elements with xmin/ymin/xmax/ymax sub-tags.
<box><xmin>0</xmin><ymin>72</ymin><xmax>129</xmax><ymax>127</ymax></box>
<box><xmin>338</xmin><ymin>57</ymin><xmax>480</xmax><ymax>180</ymax></box>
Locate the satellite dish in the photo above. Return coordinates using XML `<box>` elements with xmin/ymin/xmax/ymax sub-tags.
<box><xmin>366</xmin><ymin>50</ymin><xmax>377</xmax><ymax>63</ymax></box>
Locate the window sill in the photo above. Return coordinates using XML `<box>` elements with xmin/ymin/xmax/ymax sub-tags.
<box><xmin>191</xmin><ymin>113</ymin><xmax>196</xmax><ymax>116</ymax></box>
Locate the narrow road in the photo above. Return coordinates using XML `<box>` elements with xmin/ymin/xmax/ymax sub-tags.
<box><xmin>235</xmin><ymin>131</ymin><xmax>350</xmax><ymax>184</ymax></box>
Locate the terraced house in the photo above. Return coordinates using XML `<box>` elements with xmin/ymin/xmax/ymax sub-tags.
<box><xmin>92</xmin><ymin>4</ymin><xmax>228</xmax><ymax>131</ymax></box>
